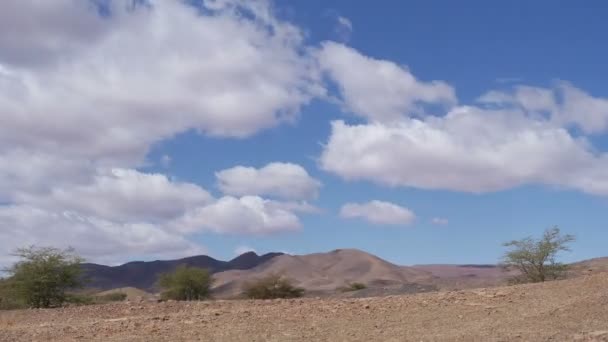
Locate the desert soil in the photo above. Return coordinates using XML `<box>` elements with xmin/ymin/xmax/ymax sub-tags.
<box><xmin>1</xmin><ymin>272</ymin><xmax>608</xmax><ymax>342</ymax></box>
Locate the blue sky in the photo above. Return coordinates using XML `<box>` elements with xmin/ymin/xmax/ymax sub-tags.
<box><xmin>1</xmin><ymin>0</ymin><xmax>607</xmax><ymax>266</ymax></box>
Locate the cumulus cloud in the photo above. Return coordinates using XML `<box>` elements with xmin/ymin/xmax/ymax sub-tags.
<box><xmin>317</xmin><ymin>42</ymin><xmax>456</xmax><ymax>122</ymax></box>
<box><xmin>478</xmin><ymin>82</ymin><xmax>608</xmax><ymax>134</ymax></box>
<box><xmin>0</xmin><ymin>0</ymin><xmax>108</xmax><ymax>67</ymax></box>
<box><xmin>0</xmin><ymin>0</ymin><xmax>322</xmax><ymax>167</ymax></box>
<box><xmin>0</xmin><ymin>204</ymin><xmax>207</xmax><ymax>266</ymax></box>
<box><xmin>21</xmin><ymin>169</ymin><xmax>213</xmax><ymax>223</ymax></box>
<box><xmin>0</xmin><ymin>0</ymin><xmax>321</xmax><ymax>265</ymax></box>
<box><xmin>175</xmin><ymin>196</ymin><xmax>302</xmax><ymax>235</ymax></box>
<box><xmin>0</xmin><ymin>168</ymin><xmax>309</xmax><ymax>264</ymax></box>
<box><xmin>216</xmin><ymin>162</ymin><xmax>321</xmax><ymax>200</ymax></box>
<box><xmin>321</xmin><ymin>110</ymin><xmax>608</xmax><ymax>195</ymax></box>
<box><xmin>340</xmin><ymin>200</ymin><xmax>416</xmax><ymax>225</ymax></box>
<box><xmin>316</xmin><ymin>43</ymin><xmax>608</xmax><ymax>196</ymax></box>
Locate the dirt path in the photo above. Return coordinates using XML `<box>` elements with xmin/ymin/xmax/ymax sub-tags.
<box><xmin>2</xmin><ymin>273</ymin><xmax>608</xmax><ymax>341</ymax></box>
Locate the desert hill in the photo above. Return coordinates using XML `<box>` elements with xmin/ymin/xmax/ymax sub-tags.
<box><xmin>81</xmin><ymin>249</ymin><xmax>608</xmax><ymax>297</ymax></box>
<box><xmin>212</xmin><ymin>249</ymin><xmax>436</xmax><ymax>297</ymax></box>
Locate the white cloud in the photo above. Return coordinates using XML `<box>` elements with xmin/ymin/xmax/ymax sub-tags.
<box><xmin>0</xmin><ymin>0</ymin><xmax>322</xmax><ymax>264</ymax></box>
<box><xmin>216</xmin><ymin>162</ymin><xmax>321</xmax><ymax>200</ymax></box>
<box><xmin>0</xmin><ymin>169</ymin><xmax>309</xmax><ymax>265</ymax></box>
<box><xmin>321</xmin><ymin>111</ymin><xmax>608</xmax><ymax>194</ymax></box>
<box><xmin>316</xmin><ymin>44</ymin><xmax>608</xmax><ymax>197</ymax></box>
<box><xmin>340</xmin><ymin>200</ymin><xmax>416</xmax><ymax>225</ymax></box>
<box><xmin>234</xmin><ymin>245</ymin><xmax>257</xmax><ymax>256</ymax></box>
<box><xmin>0</xmin><ymin>0</ymin><xmax>108</xmax><ymax>67</ymax></box>
<box><xmin>0</xmin><ymin>0</ymin><xmax>322</xmax><ymax>165</ymax></box>
<box><xmin>317</xmin><ymin>41</ymin><xmax>456</xmax><ymax>122</ymax></box>
<box><xmin>431</xmin><ymin>217</ymin><xmax>449</xmax><ymax>225</ymax></box>
<box><xmin>334</xmin><ymin>16</ymin><xmax>353</xmax><ymax>42</ymax></box>
<box><xmin>0</xmin><ymin>204</ymin><xmax>207</xmax><ymax>266</ymax></box>
<box><xmin>478</xmin><ymin>82</ymin><xmax>608</xmax><ymax>134</ymax></box>
<box><xmin>21</xmin><ymin>168</ymin><xmax>213</xmax><ymax>223</ymax></box>
<box><xmin>175</xmin><ymin>196</ymin><xmax>302</xmax><ymax>235</ymax></box>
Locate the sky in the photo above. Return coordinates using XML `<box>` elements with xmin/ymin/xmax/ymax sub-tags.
<box><xmin>1</xmin><ymin>0</ymin><xmax>607</xmax><ymax>266</ymax></box>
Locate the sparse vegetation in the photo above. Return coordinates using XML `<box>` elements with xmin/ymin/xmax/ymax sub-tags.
<box><xmin>158</xmin><ymin>265</ymin><xmax>213</xmax><ymax>301</ymax></box>
<box><xmin>4</xmin><ymin>246</ymin><xmax>85</xmax><ymax>308</ymax></box>
<box><xmin>338</xmin><ymin>282</ymin><xmax>367</xmax><ymax>292</ymax></box>
<box><xmin>95</xmin><ymin>292</ymin><xmax>128</xmax><ymax>302</ymax></box>
<box><xmin>243</xmin><ymin>274</ymin><xmax>304</xmax><ymax>299</ymax></box>
<box><xmin>502</xmin><ymin>227</ymin><xmax>575</xmax><ymax>284</ymax></box>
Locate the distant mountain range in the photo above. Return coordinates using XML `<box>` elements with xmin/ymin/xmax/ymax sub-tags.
<box><xmin>81</xmin><ymin>249</ymin><xmax>608</xmax><ymax>296</ymax></box>
<box><xmin>81</xmin><ymin>252</ymin><xmax>283</xmax><ymax>290</ymax></box>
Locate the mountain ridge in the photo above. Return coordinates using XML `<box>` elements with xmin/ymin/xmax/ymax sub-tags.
<box><xmin>81</xmin><ymin>251</ymin><xmax>283</xmax><ymax>290</ymax></box>
<box><xmin>81</xmin><ymin>248</ymin><xmax>608</xmax><ymax>295</ymax></box>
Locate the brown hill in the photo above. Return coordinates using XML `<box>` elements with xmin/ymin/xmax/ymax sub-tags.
<box><xmin>569</xmin><ymin>256</ymin><xmax>608</xmax><ymax>276</ymax></box>
<box><xmin>212</xmin><ymin>249</ymin><xmax>435</xmax><ymax>297</ymax></box>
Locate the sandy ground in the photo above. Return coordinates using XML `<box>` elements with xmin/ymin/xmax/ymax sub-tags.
<box><xmin>1</xmin><ymin>272</ymin><xmax>608</xmax><ymax>342</ymax></box>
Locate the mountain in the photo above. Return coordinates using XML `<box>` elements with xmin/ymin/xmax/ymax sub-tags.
<box><xmin>82</xmin><ymin>248</ymin><xmax>608</xmax><ymax>296</ymax></box>
<box><xmin>81</xmin><ymin>252</ymin><xmax>283</xmax><ymax>290</ymax></box>
<box><xmin>212</xmin><ymin>249</ymin><xmax>436</xmax><ymax>297</ymax></box>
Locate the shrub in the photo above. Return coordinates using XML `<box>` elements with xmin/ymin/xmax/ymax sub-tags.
<box><xmin>158</xmin><ymin>265</ymin><xmax>213</xmax><ymax>301</ymax></box>
<box><xmin>503</xmin><ymin>227</ymin><xmax>575</xmax><ymax>284</ymax></box>
<box><xmin>339</xmin><ymin>282</ymin><xmax>367</xmax><ymax>292</ymax></box>
<box><xmin>242</xmin><ymin>274</ymin><xmax>304</xmax><ymax>299</ymax></box>
<box><xmin>0</xmin><ymin>278</ymin><xmax>26</xmax><ymax>310</ymax></box>
<box><xmin>6</xmin><ymin>246</ymin><xmax>85</xmax><ymax>308</ymax></box>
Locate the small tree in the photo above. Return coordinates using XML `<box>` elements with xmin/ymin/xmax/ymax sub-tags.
<box><xmin>158</xmin><ymin>265</ymin><xmax>213</xmax><ymax>301</ymax></box>
<box><xmin>6</xmin><ymin>246</ymin><xmax>84</xmax><ymax>308</ymax></box>
<box><xmin>502</xmin><ymin>227</ymin><xmax>575</xmax><ymax>284</ymax></box>
<box><xmin>242</xmin><ymin>274</ymin><xmax>304</xmax><ymax>299</ymax></box>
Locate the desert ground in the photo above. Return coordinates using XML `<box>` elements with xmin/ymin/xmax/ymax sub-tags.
<box><xmin>2</xmin><ymin>272</ymin><xmax>608</xmax><ymax>342</ymax></box>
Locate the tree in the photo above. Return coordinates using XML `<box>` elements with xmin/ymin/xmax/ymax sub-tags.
<box><xmin>158</xmin><ymin>265</ymin><xmax>213</xmax><ymax>301</ymax></box>
<box><xmin>6</xmin><ymin>246</ymin><xmax>84</xmax><ymax>308</ymax></box>
<box><xmin>242</xmin><ymin>274</ymin><xmax>304</xmax><ymax>299</ymax></box>
<box><xmin>502</xmin><ymin>227</ymin><xmax>575</xmax><ymax>284</ymax></box>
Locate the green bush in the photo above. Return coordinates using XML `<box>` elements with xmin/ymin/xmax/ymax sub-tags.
<box><xmin>6</xmin><ymin>246</ymin><xmax>85</xmax><ymax>308</ymax></box>
<box><xmin>339</xmin><ymin>282</ymin><xmax>367</xmax><ymax>292</ymax></box>
<box><xmin>242</xmin><ymin>274</ymin><xmax>304</xmax><ymax>299</ymax></box>
<box><xmin>158</xmin><ymin>265</ymin><xmax>213</xmax><ymax>301</ymax></box>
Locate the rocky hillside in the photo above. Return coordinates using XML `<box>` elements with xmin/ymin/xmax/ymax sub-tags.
<box><xmin>212</xmin><ymin>249</ymin><xmax>436</xmax><ymax>297</ymax></box>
